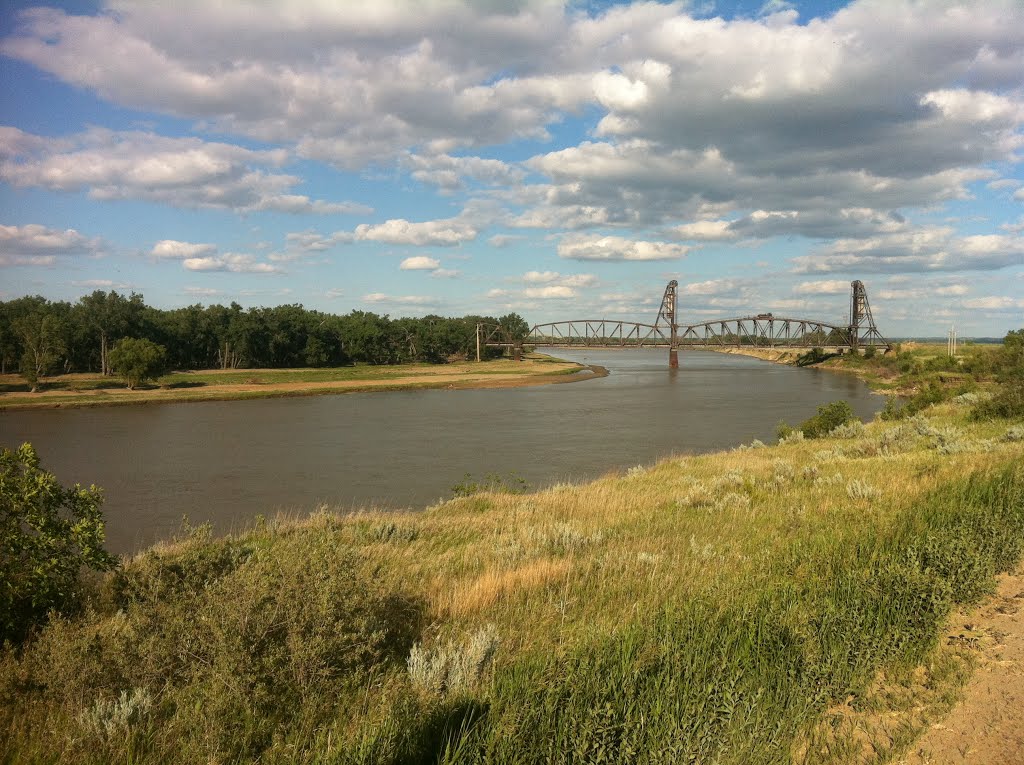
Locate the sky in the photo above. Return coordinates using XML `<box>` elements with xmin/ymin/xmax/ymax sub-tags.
<box><xmin>1</xmin><ymin>0</ymin><xmax>1022</xmax><ymax>337</ymax></box>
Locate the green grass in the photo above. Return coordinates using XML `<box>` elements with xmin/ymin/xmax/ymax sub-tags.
<box><xmin>2</xmin><ymin>389</ymin><xmax>1023</xmax><ymax>763</ymax></box>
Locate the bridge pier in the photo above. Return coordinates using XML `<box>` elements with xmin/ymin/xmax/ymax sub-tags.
<box><xmin>669</xmin><ymin>348</ymin><xmax>678</xmax><ymax>368</ymax></box>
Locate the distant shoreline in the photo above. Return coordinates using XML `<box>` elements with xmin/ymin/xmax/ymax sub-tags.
<box><xmin>0</xmin><ymin>357</ymin><xmax>609</xmax><ymax>412</ymax></box>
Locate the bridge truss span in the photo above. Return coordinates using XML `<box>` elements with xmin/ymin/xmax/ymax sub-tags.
<box><xmin>674</xmin><ymin>315</ymin><xmax>865</xmax><ymax>349</ymax></box>
<box><xmin>483</xmin><ymin>279</ymin><xmax>891</xmax><ymax>366</ymax></box>
<box><xmin>526</xmin><ymin>319</ymin><xmax>672</xmax><ymax>348</ymax></box>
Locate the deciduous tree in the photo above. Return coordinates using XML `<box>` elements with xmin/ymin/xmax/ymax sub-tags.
<box><xmin>0</xmin><ymin>443</ymin><xmax>117</xmax><ymax>643</ymax></box>
<box><xmin>108</xmin><ymin>337</ymin><xmax>167</xmax><ymax>389</ymax></box>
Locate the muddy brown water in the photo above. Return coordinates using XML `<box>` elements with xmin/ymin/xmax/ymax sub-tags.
<box><xmin>1</xmin><ymin>350</ymin><xmax>883</xmax><ymax>554</ymax></box>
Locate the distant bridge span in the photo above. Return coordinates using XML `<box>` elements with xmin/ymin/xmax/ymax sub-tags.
<box><xmin>480</xmin><ymin>279</ymin><xmax>889</xmax><ymax>367</ymax></box>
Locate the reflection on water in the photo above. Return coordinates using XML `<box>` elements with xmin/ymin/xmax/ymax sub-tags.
<box><xmin>0</xmin><ymin>350</ymin><xmax>882</xmax><ymax>553</ymax></box>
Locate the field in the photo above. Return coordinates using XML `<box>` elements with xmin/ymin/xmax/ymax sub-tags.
<box><xmin>0</xmin><ymin>356</ymin><xmax>591</xmax><ymax>410</ymax></box>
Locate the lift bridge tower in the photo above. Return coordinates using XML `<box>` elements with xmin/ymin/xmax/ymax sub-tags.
<box><xmin>655</xmin><ymin>280</ymin><xmax>679</xmax><ymax>368</ymax></box>
<box><xmin>848</xmin><ymin>279</ymin><xmax>886</xmax><ymax>350</ymax></box>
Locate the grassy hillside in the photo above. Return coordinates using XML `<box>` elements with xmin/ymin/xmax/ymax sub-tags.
<box><xmin>2</xmin><ymin>341</ymin><xmax>1023</xmax><ymax>764</ymax></box>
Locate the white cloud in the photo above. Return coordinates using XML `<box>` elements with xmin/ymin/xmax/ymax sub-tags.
<box><xmin>151</xmin><ymin>239</ymin><xmax>216</xmax><ymax>259</ymax></box>
<box><xmin>680</xmin><ymin>279</ymin><xmax>742</xmax><ymax>297</ymax></box>
<box><xmin>672</xmin><ymin>220</ymin><xmax>737</xmax><ymax>241</ymax></box>
<box><xmin>793</xmin><ymin>280</ymin><xmax>850</xmax><ymax>295</ymax></box>
<box><xmin>523</xmin><ymin>270</ymin><xmax>597</xmax><ymax>287</ymax></box>
<box><xmin>400</xmin><ymin>256</ymin><xmax>442</xmax><ymax>271</ymax></box>
<box><xmin>794</xmin><ymin>229</ymin><xmax>1024</xmax><ymax>273</ymax></box>
<box><xmin>183</xmin><ymin>252</ymin><xmax>281</xmax><ymax>273</ymax></box>
<box><xmin>962</xmin><ymin>296</ymin><xmax>1024</xmax><ymax>310</ymax></box>
<box><xmin>0</xmin><ymin>222</ymin><xmax>103</xmax><ymax>265</ymax></box>
<box><xmin>362</xmin><ymin>293</ymin><xmax>435</xmax><ymax>305</ymax></box>
<box><xmin>488</xmin><ymin>234</ymin><xmax>523</xmax><ymax>248</ymax></box>
<box><xmin>285</xmin><ymin>230</ymin><xmax>354</xmax><ymax>252</ymax></box>
<box><xmin>404</xmin><ymin>152</ymin><xmax>525</xmax><ymax>191</ymax></box>
<box><xmin>0</xmin><ymin>127</ymin><xmax>367</xmax><ymax>214</ymax></box>
<box><xmin>558</xmin><ymin>234</ymin><xmax>689</xmax><ymax>261</ymax></box>
<box><xmin>183</xmin><ymin>286</ymin><xmax>222</xmax><ymax>297</ymax></box>
<box><xmin>430</xmin><ymin>268</ymin><xmax>461</xmax><ymax>279</ymax></box>
<box><xmin>355</xmin><ymin>217</ymin><xmax>477</xmax><ymax>246</ymax></box>
<box><xmin>524</xmin><ymin>285</ymin><xmax>576</xmax><ymax>299</ymax></box>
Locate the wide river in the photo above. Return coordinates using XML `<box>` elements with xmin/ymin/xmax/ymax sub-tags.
<box><xmin>1</xmin><ymin>349</ymin><xmax>882</xmax><ymax>554</ymax></box>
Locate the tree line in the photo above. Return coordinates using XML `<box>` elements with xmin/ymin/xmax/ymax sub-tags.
<box><xmin>0</xmin><ymin>290</ymin><xmax>530</xmax><ymax>381</ymax></box>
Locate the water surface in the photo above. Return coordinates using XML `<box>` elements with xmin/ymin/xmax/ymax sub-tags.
<box><xmin>0</xmin><ymin>350</ymin><xmax>882</xmax><ymax>553</ymax></box>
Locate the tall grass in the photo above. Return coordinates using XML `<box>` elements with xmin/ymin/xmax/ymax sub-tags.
<box><xmin>1</xmin><ymin>400</ymin><xmax>1022</xmax><ymax>764</ymax></box>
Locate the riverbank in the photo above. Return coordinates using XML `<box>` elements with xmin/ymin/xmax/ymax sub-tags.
<box><xmin>3</xmin><ymin>387</ymin><xmax>1023</xmax><ymax>763</ymax></box>
<box><xmin>0</xmin><ymin>356</ymin><xmax>605</xmax><ymax>410</ymax></box>
<box><xmin>709</xmin><ymin>342</ymin><xmax>1003</xmax><ymax>396</ymax></box>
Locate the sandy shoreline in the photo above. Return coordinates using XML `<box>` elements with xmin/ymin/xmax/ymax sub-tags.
<box><xmin>0</xmin><ymin>359</ymin><xmax>609</xmax><ymax>411</ymax></box>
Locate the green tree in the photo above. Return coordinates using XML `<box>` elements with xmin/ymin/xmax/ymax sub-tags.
<box><xmin>13</xmin><ymin>310</ymin><xmax>65</xmax><ymax>392</ymax></box>
<box><xmin>498</xmin><ymin>312</ymin><xmax>530</xmax><ymax>341</ymax></box>
<box><xmin>1</xmin><ymin>443</ymin><xmax>117</xmax><ymax>643</ymax></box>
<box><xmin>77</xmin><ymin>290</ymin><xmax>145</xmax><ymax>374</ymax></box>
<box><xmin>108</xmin><ymin>337</ymin><xmax>167</xmax><ymax>389</ymax></box>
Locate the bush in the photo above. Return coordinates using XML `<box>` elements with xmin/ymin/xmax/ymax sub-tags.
<box><xmin>799</xmin><ymin>400</ymin><xmax>856</xmax><ymax>439</ymax></box>
<box><xmin>0</xmin><ymin>443</ymin><xmax>117</xmax><ymax>643</ymax></box>
<box><xmin>796</xmin><ymin>347</ymin><xmax>829</xmax><ymax>366</ymax></box>
<box><xmin>108</xmin><ymin>338</ymin><xmax>167</xmax><ymax>389</ymax></box>
<box><xmin>972</xmin><ymin>379</ymin><xmax>1024</xmax><ymax>420</ymax></box>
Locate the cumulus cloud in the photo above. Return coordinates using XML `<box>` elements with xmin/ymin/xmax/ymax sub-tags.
<box><xmin>285</xmin><ymin>230</ymin><xmax>354</xmax><ymax>252</ymax></box>
<box><xmin>488</xmin><ymin>234</ymin><xmax>524</xmax><ymax>248</ymax></box>
<box><xmin>524</xmin><ymin>285</ymin><xmax>576</xmax><ymax>299</ymax></box>
<box><xmin>558</xmin><ymin>234</ymin><xmax>689</xmax><ymax>261</ymax></box>
<box><xmin>151</xmin><ymin>239</ymin><xmax>216</xmax><ymax>259</ymax></box>
<box><xmin>793</xmin><ymin>280</ymin><xmax>851</xmax><ymax>295</ymax></box>
<box><xmin>794</xmin><ymin>229</ymin><xmax>1024</xmax><ymax>273</ymax></box>
<box><xmin>962</xmin><ymin>296</ymin><xmax>1024</xmax><ymax>310</ymax></box>
<box><xmin>362</xmin><ymin>293</ymin><xmax>435</xmax><ymax>306</ymax></box>
<box><xmin>183</xmin><ymin>253</ymin><xmax>282</xmax><ymax>273</ymax></box>
<box><xmin>0</xmin><ymin>127</ymin><xmax>368</xmax><ymax>214</ymax></box>
<box><xmin>355</xmin><ymin>217</ymin><xmax>477</xmax><ymax>246</ymax></box>
<box><xmin>0</xmin><ymin>222</ymin><xmax>103</xmax><ymax>266</ymax></box>
<box><xmin>404</xmin><ymin>153</ymin><xmax>525</xmax><ymax>191</ymax></box>
<box><xmin>400</xmin><ymin>256</ymin><xmax>441</xmax><ymax>271</ymax></box>
<box><xmin>522</xmin><ymin>271</ymin><xmax>597</xmax><ymax>287</ymax></box>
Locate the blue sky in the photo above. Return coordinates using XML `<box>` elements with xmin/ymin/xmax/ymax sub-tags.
<box><xmin>1</xmin><ymin>0</ymin><xmax>1022</xmax><ymax>336</ymax></box>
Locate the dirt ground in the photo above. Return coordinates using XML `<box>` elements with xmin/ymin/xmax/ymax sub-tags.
<box><xmin>901</xmin><ymin>568</ymin><xmax>1024</xmax><ymax>765</ymax></box>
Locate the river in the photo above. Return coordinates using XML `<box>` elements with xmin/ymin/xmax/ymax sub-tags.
<box><xmin>0</xmin><ymin>349</ymin><xmax>883</xmax><ymax>554</ymax></box>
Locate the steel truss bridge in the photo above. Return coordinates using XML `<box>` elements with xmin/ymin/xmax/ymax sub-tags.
<box><xmin>480</xmin><ymin>279</ymin><xmax>889</xmax><ymax>367</ymax></box>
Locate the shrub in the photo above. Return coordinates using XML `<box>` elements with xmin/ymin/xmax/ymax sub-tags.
<box><xmin>0</xmin><ymin>443</ymin><xmax>117</xmax><ymax>643</ymax></box>
<box><xmin>799</xmin><ymin>400</ymin><xmax>856</xmax><ymax>439</ymax></box>
<box><xmin>797</xmin><ymin>347</ymin><xmax>829</xmax><ymax>366</ymax></box>
<box><xmin>407</xmin><ymin>624</ymin><xmax>500</xmax><ymax>695</ymax></box>
<box><xmin>829</xmin><ymin>420</ymin><xmax>866</xmax><ymax>439</ymax></box>
<box><xmin>450</xmin><ymin>472</ymin><xmax>530</xmax><ymax>498</ymax></box>
<box><xmin>972</xmin><ymin>379</ymin><xmax>1024</xmax><ymax>420</ymax></box>
<box><xmin>1004</xmin><ymin>425</ymin><xmax>1024</xmax><ymax>442</ymax></box>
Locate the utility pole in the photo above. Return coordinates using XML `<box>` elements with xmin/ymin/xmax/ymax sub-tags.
<box><xmin>947</xmin><ymin>325</ymin><xmax>957</xmax><ymax>357</ymax></box>
<box><xmin>475</xmin><ymin>322</ymin><xmax>481</xmax><ymax>362</ymax></box>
